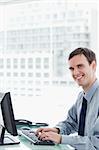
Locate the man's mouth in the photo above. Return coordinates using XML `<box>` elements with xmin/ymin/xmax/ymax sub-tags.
<box><xmin>74</xmin><ymin>75</ymin><xmax>84</xmax><ymax>81</ymax></box>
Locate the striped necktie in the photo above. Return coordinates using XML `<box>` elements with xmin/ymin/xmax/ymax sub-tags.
<box><xmin>78</xmin><ymin>97</ymin><xmax>87</xmax><ymax>136</ymax></box>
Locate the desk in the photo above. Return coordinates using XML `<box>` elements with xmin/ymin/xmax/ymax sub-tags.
<box><xmin>0</xmin><ymin>137</ymin><xmax>75</xmax><ymax>150</ymax></box>
<box><xmin>0</xmin><ymin>125</ymin><xmax>75</xmax><ymax>150</ymax></box>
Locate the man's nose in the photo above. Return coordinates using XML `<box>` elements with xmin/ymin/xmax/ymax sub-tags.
<box><xmin>73</xmin><ymin>68</ymin><xmax>79</xmax><ymax>75</ymax></box>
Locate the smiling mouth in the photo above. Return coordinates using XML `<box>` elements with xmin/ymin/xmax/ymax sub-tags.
<box><xmin>74</xmin><ymin>75</ymin><xmax>84</xmax><ymax>81</ymax></box>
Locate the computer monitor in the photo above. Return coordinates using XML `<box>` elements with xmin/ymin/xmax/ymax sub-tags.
<box><xmin>0</xmin><ymin>92</ymin><xmax>20</xmax><ymax>145</ymax></box>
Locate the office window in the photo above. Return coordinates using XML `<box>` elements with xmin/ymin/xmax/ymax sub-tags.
<box><xmin>35</xmin><ymin>58</ymin><xmax>41</xmax><ymax>69</ymax></box>
<box><xmin>6</xmin><ymin>59</ymin><xmax>11</xmax><ymax>68</ymax></box>
<box><xmin>28</xmin><ymin>58</ymin><xmax>33</xmax><ymax>69</ymax></box>
<box><xmin>28</xmin><ymin>72</ymin><xmax>33</xmax><ymax>77</ymax></box>
<box><xmin>0</xmin><ymin>0</ymin><xmax>98</xmax><ymax>124</ymax></box>
<box><xmin>36</xmin><ymin>58</ymin><xmax>41</xmax><ymax>63</ymax></box>
<box><xmin>43</xmin><ymin>57</ymin><xmax>49</xmax><ymax>69</ymax></box>
<box><xmin>44</xmin><ymin>73</ymin><xmax>49</xmax><ymax>78</ymax></box>
<box><xmin>20</xmin><ymin>58</ymin><xmax>25</xmax><ymax>69</ymax></box>
<box><xmin>0</xmin><ymin>72</ymin><xmax>4</xmax><ymax>77</ymax></box>
<box><xmin>13</xmin><ymin>72</ymin><xmax>18</xmax><ymax>77</ymax></box>
<box><xmin>20</xmin><ymin>72</ymin><xmax>25</xmax><ymax>77</ymax></box>
<box><xmin>36</xmin><ymin>73</ymin><xmax>41</xmax><ymax>78</ymax></box>
<box><xmin>0</xmin><ymin>59</ymin><xmax>4</xmax><ymax>68</ymax></box>
<box><xmin>13</xmin><ymin>58</ymin><xmax>18</xmax><ymax>68</ymax></box>
<box><xmin>7</xmin><ymin>72</ymin><xmax>11</xmax><ymax>77</ymax></box>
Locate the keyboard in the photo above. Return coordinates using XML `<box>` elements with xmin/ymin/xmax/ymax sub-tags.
<box><xmin>21</xmin><ymin>129</ymin><xmax>55</xmax><ymax>145</ymax></box>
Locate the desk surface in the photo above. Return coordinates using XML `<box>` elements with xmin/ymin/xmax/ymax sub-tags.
<box><xmin>0</xmin><ymin>135</ymin><xmax>75</xmax><ymax>150</ymax></box>
<box><xmin>0</xmin><ymin>137</ymin><xmax>75</xmax><ymax>150</ymax></box>
<box><xmin>0</xmin><ymin>125</ymin><xmax>75</xmax><ymax>150</ymax></box>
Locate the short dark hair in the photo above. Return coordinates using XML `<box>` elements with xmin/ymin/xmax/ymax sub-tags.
<box><xmin>68</xmin><ymin>47</ymin><xmax>96</xmax><ymax>64</ymax></box>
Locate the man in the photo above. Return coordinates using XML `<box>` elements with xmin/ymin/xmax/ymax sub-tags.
<box><xmin>36</xmin><ymin>47</ymin><xmax>99</xmax><ymax>150</ymax></box>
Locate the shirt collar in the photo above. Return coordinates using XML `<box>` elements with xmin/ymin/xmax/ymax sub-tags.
<box><xmin>84</xmin><ymin>79</ymin><xmax>99</xmax><ymax>102</ymax></box>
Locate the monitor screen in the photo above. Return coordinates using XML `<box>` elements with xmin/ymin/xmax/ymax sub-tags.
<box><xmin>0</xmin><ymin>92</ymin><xmax>20</xmax><ymax>145</ymax></box>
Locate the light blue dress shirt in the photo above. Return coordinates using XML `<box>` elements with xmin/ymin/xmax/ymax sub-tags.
<box><xmin>55</xmin><ymin>79</ymin><xmax>99</xmax><ymax>150</ymax></box>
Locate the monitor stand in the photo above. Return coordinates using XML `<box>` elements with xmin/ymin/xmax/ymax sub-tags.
<box><xmin>0</xmin><ymin>125</ymin><xmax>20</xmax><ymax>145</ymax></box>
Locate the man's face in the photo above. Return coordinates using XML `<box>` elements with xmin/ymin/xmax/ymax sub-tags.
<box><xmin>68</xmin><ymin>54</ymin><xmax>96</xmax><ymax>91</ymax></box>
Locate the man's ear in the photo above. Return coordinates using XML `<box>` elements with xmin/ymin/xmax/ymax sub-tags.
<box><xmin>91</xmin><ymin>60</ymin><xmax>96</xmax><ymax>71</ymax></box>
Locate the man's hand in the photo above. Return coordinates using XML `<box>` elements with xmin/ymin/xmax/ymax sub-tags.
<box><xmin>36</xmin><ymin>127</ymin><xmax>59</xmax><ymax>136</ymax></box>
<box><xmin>35</xmin><ymin>127</ymin><xmax>61</xmax><ymax>144</ymax></box>
<box><xmin>38</xmin><ymin>131</ymin><xmax>62</xmax><ymax>144</ymax></box>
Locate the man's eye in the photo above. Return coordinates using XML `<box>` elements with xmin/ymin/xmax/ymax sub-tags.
<box><xmin>78</xmin><ymin>65</ymin><xmax>83</xmax><ymax>68</ymax></box>
<box><xmin>69</xmin><ymin>67</ymin><xmax>74</xmax><ymax>71</ymax></box>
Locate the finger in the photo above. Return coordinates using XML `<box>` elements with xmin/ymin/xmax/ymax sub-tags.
<box><xmin>35</xmin><ymin>128</ymin><xmax>44</xmax><ymax>135</ymax></box>
<box><xmin>38</xmin><ymin>132</ymin><xmax>48</xmax><ymax>140</ymax></box>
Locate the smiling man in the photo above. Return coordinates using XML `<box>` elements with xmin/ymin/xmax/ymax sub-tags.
<box><xmin>68</xmin><ymin>48</ymin><xmax>96</xmax><ymax>92</ymax></box>
<box><xmin>36</xmin><ymin>48</ymin><xmax>99</xmax><ymax>150</ymax></box>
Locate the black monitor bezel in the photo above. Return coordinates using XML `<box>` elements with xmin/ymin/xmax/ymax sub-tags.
<box><xmin>1</xmin><ymin>92</ymin><xmax>17</xmax><ymax>136</ymax></box>
<box><xmin>0</xmin><ymin>92</ymin><xmax>20</xmax><ymax>145</ymax></box>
